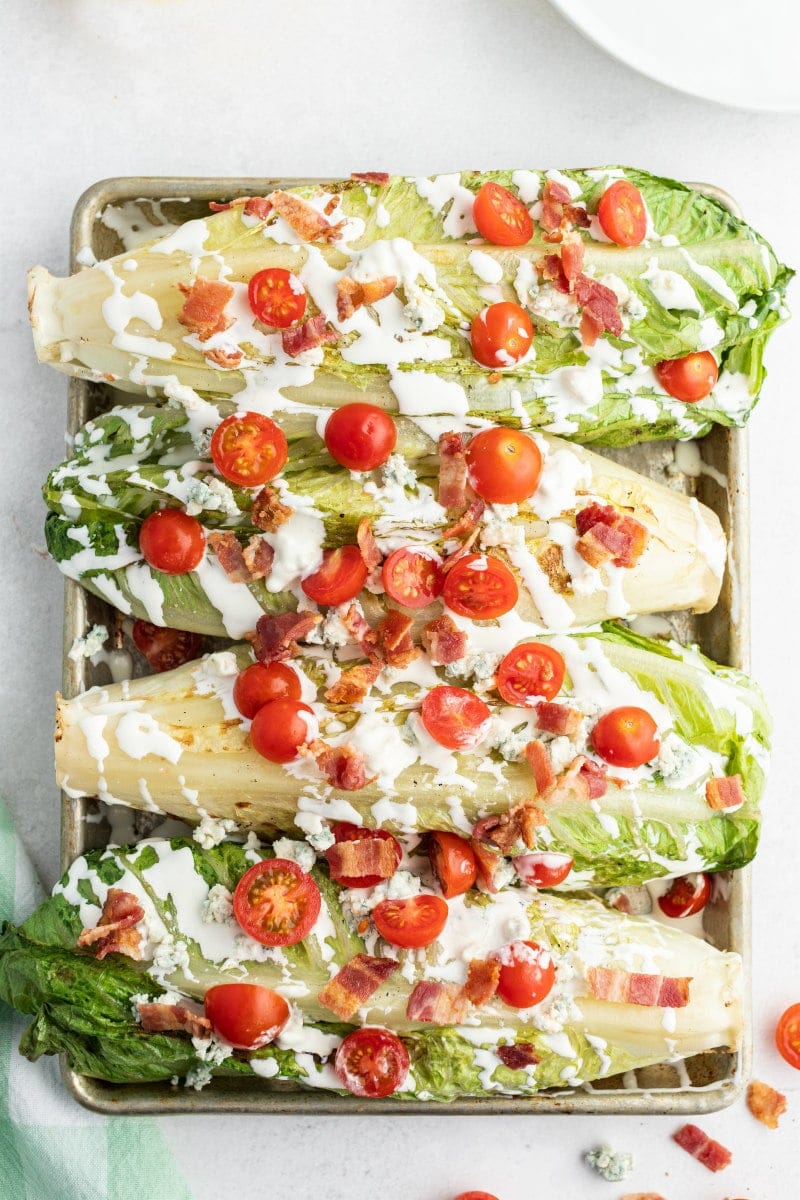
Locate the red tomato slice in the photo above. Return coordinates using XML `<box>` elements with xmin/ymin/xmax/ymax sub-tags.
<box><xmin>301</xmin><ymin>545</ymin><xmax>368</xmax><ymax>606</ymax></box>
<box><xmin>382</xmin><ymin>548</ymin><xmax>443</xmax><ymax>609</ymax></box>
<box><xmin>210</xmin><ymin>412</ymin><xmax>288</xmax><ymax>486</ymax></box>
<box><xmin>335</xmin><ymin>1026</ymin><xmax>410</xmax><ymax>1098</ymax></box>
<box><xmin>657</xmin><ymin>873</ymin><xmax>712</xmax><ymax>918</ymax></box>
<box><xmin>655</xmin><ymin>352</ymin><xmax>719</xmax><ymax>403</ymax></box>
<box><xmin>496</xmin><ymin>642</ymin><xmax>565</xmax><ymax>706</ymax></box>
<box><xmin>512</xmin><ymin>852</ymin><xmax>574</xmax><ymax>888</ymax></box>
<box><xmin>139</xmin><ymin>509</ymin><xmax>205</xmax><ymax>575</ymax></box>
<box><xmin>429</xmin><ymin>831</ymin><xmax>477</xmax><ymax>899</ymax></box>
<box><xmin>471</xmin><ymin>302</ymin><xmax>533</xmax><ymax>369</ymax></box>
<box><xmin>420</xmin><ymin>685</ymin><xmax>490</xmax><ymax>751</ymax></box>
<box><xmin>323</xmin><ymin>403</ymin><xmax>397</xmax><ymax>472</ymax></box>
<box><xmin>233</xmin><ymin>661</ymin><xmax>301</xmax><ymax>720</ymax></box>
<box><xmin>495</xmin><ymin>940</ymin><xmax>555</xmax><ymax>1009</ymax></box>
<box><xmin>204</xmin><ymin>983</ymin><xmax>289</xmax><ymax>1049</ymax></box>
<box><xmin>776</xmin><ymin>1003</ymin><xmax>800</xmax><ymax>1070</ymax></box>
<box><xmin>328</xmin><ymin>822</ymin><xmax>402</xmax><ymax>889</ymax></box>
<box><xmin>443</xmin><ymin>553</ymin><xmax>518</xmax><ymax>620</ymax></box>
<box><xmin>465</xmin><ymin>428</ymin><xmax>543</xmax><ymax>504</ymax></box>
<box><xmin>233</xmin><ymin>858</ymin><xmax>321</xmax><ymax>946</ymax></box>
<box><xmin>250</xmin><ymin>698</ymin><xmax>316</xmax><ymax>762</ymax></box>
<box><xmin>473</xmin><ymin>181</ymin><xmax>533</xmax><ymax>247</ymax></box>
<box><xmin>597</xmin><ymin>180</ymin><xmax>647</xmax><ymax>247</ymax></box>
<box><xmin>248</xmin><ymin>267</ymin><xmax>307</xmax><ymax>328</ymax></box>
<box><xmin>590</xmin><ymin>706</ymin><xmax>660</xmax><ymax>768</ymax></box>
<box><xmin>131</xmin><ymin>621</ymin><xmax>201</xmax><ymax>673</ymax></box>
<box><xmin>373</xmin><ymin>894</ymin><xmax>449</xmax><ymax>949</ymax></box>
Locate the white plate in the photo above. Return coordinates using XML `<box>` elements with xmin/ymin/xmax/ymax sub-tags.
<box><xmin>547</xmin><ymin>0</ymin><xmax>800</xmax><ymax>112</ymax></box>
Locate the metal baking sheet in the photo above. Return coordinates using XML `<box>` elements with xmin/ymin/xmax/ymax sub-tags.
<box><xmin>56</xmin><ymin>176</ymin><xmax>750</xmax><ymax>1114</ymax></box>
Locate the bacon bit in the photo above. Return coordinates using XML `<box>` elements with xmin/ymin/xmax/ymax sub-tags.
<box><xmin>351</xmin><ymin>172</ymin><xmax>390</xmax><ymax>186</ymax></box>
<box><xmin>473</xmin><ymin>801</ymin><xmax>547</xmax><ymax>855</ymax></box>
<box><xmin>579</xmin><ymin>758</ymin><xmax>608</xmax><ymax>799</ymax></box>
<box><xmin>672</xmin><ymin>1124</ymin><xmax>732</xmax><ymax>1172</ymax></box>
<box><xmin>266</xmin><ymin>189</ymin><xmax>344</xmax><ymax>242</ymax></box>
<box><xmin>488</xmin><ymin>371</ymin><xmax>502</xmax><ymax>384</ymax></box>
<box><xmin>497</xmin><ymin>1043</ymin><xmax>540</xmax><ymax>1070</ymax></box>
<box><xmin>406</xmin><ymin>980</ymin><xmax>468</xmax><ymax>1025</ymax></box>
<box><xmin>575</xmin><ymin>502</ymin><xmax>617</xmax><ymax>536</ymax></box>
<box><xmin>325</xmin><ymin>840</ymin><xmax>398</xmax><ymax>884</ymax></box>
<box><xmin>77</xmin><ymin>889</ymin><xmax>144</xmax><ymax>961</ymax></box>
<box><xmin>253</xmin><ymin>611</ymin><xmax>321</xmax><ymax>663</ymax></box>
<box><xmin>422</xmin><ymin>614</ymin><xmax>468</xmax><ymax>665</ymax></box>
<box><xmin>318</xmin><ymin>954</ymin><xmax>399</xmax><ymax>1021</ymax></box>
<box><xmin>177</xmin><ymin>278</ymin><xmax>235</xmax><ymax>342</ymax></box>
<box><xmin>470</xmin><ymin>837</ymin><xmax>503</xmax><ymax>893</ymax></box>
<box><xmin>336</xmin><ymin>275</ymin><xmax>397</xmax><ymax>321</ymax></box>
<box><xmin>251</xmin><ymin>486</ymin><xmax>292</xmax><ymax>532</ymax></box>
<box><xmin>442</xmin><ymin>498</ymin><xmax>486</xmax><ymax>541</ymax></box>
<box><xmin>209</xmin><ymin>196</ymin><xmax>275</xmax><ymax>220</ymax></box>
<box><xmin>579</xmin><ymin>308</ymin><xmax>605</xmax><ymax>348</ymax></box>
<box><xmin>204</xmin><ymin>346</ymin><xmax>243</xmax><ymax>369</ymax></box>
<box><xmin>438</xmin><ymin>431</ymin><xmax>469</xmax><ymax>509</ymax></box>
<box><xmin>705</xmin><ymin>774</ymin><xmax>746</xmax><ymax>811</ymax></box>
<box><xmin>440</xmin><ymin>525</ymin><xmax>482</xmax><ymax>575</ymax></box>
<box><xmin>560</xmin><ymin>233</ymin><xmax>585</xmax><ymax>286</ymax></box>
<box><xmin>137</xmin><ymin>1002</ymin><xmax>211</xmax><ymax>1039</ymax></box>
<box><xmin>746</xmin><ymin>1080</ymin><xmax>787</xmax><ymax>1129</ymax></box>
<box><xmin>575</xmin><ymin>502</ymin><xmax>650</xmax><ymax>569</ymax></box>
<box><xmin>281</xmin><ymin>312</ymin><xmax>338</xmax><ymax>358</ymax></box>
<box><xmin>539</xmin><ymin>179</ymin><xmax>572</xmax><ymax>235</ymax></box>
<box><xmin>462</xmin><ymin>959</ymin><xmax>501</xmax><ymax>1006</ymax></box>
<box><xmin>208</xmin><ymin>532</ymin><xmax>250</xmax><ymax>582</ymax></box>
<box><xmin>574</xmin><ymin>275</ymin><xmax>624</xmax><ymax>339</ymax></box>
<box><xmin>524</xmin><ymin>740</ymin><xmax>556</xmax><ymax>795</ymax></box>
<box><xmin>324</xmin><ymin>661</ymin><xmax>383</xmax><ymax>705</ymax></box>
<box><xmin>306</xmin><ymin>739</ymin><xmax>376</xmax><ymax>791</ymax></box>
<box><xmin>536</xmin><ymin>701</ymin><xmax>582</xmax><ymax>738</ymax></box>
<box><xmin>620</xmin><ymin>1194</ymin><xmax>667</xmax><ymax>1200</ymax></box>
<box><xmin>242</xmin><ymin>536</ymin><xmax>275</xmax><ymax>581</ymax></box>
<box><xmin>356</xmin><ymin>519</ymin><xmax>382</xmax><ymax>572</ymax></box>
<box><xmin>341</xmin><ymin>603</ymin><xmax>376</xmax><ymax>657</ymax></box>
<box><xmin>587</xmin><ymin>966</ymin><xmax>691</xmax><ymax>1008</ymax></box>
<box><xmin>375</xmin><ymin>609</ymin><xmax>419</xmax><ymax>668</ymax></box>
<box><xmin>324</xmin><ymin>196</ymin><xmax>339</xmax><ymax>217</ymax></box>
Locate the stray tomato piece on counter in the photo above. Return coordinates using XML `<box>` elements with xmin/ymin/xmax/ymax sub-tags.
<box><xmin>496</xmin><ymin>642</ymin><xmax>565</xmax><ymax>706</ymax></box>
<box><xmin>373</xmin><ymin>894</ymin><xmax>449</xmax><ymax>949</ymax></box>
<box><xmin>139</xmin><ymin>509</ymin><xmax>206</xmax><ymax>575</ymax></box>
<box><xmin>597</xmin><ymin>180</ymin><xmax>647</xmax><ymax>247</ymax></box>
<box><xmin>327</xmin><ymin>822</ymin><xmax>402</xmax><ymax>889</ymax></box>
<box><xmin>591</xmin><ymin>706</ymin><xmax>660</xmax><ymax>768</ymax></box>
<box><xmin>247</xmin><ymin>267</ymin><xmax>307</xmax><ymax>328</ymax></box>
<box><xmin>421</xmin><ymin>685</ymin><xmax>490</xmax><ymax>751</ymax></box>
<box><xmin>655</xmin><ymin>351</ymin><xmax>718</xmax><ymax>403</ymax></box>
<box><xmin>210</xmin><ymin>412</ymin><xmax>288</xmax><ymax>486</ymax></box>
<box><xmin>131</xmin><ymin>621</ymin><xmax>201</xmax><ymax>672</ymax></box>
<box><xmin>452</xmin><ymin>1193</ymin><xmax>502</xmax><ymax>1200</ymax></box>
<box><xmin>473</xmin><ymin>180</ymin><xmax>533</xmax><ymax>247</ymax></box>
<box><xmin>301</xmin><ymin>545</ymin><xmax>368</xmax><ymax>606</ymax></box>
<box><xmin>471</xmin><ymin>302</ymin><xmax>533</xmax><ymax>369</ymax></box>
<box><xmin>323</xmin><ymin>403</ymin><xmax>397</xmax><ymax>472</ymax></box>
<box><xmin>250</xmin><ymin>698</ymin><xmax>316</xmax><ymax>762</ymax></box>
<box><xmin>204</xmin><ymin>983</ymin><xmax>289</xmax><ymax>1049</ymax></box>
<box><xmin>494</xmin><ymin>940</ymin><xmax>555</xmax><ymax>1009</ymax></box>
<box><xmin>465</xmin><ymin>428</ymin><xmax>543</xmax><ymax>504</ymax></box>
<box><xmin>657</xmin><ymin>873</ymin><xmax>712</xmax><ymax>918</ymax></box>
<box><xmin>429</xmin><ymin>831</ymin><xmax>477</xmax><ymax>899</ymax></box>
<box><xmin>776</xmin><ymin>1002</ymin><xmax>800</xmax><ymax>1070</ymax></box>
<box><xmin>233</xmin><ymin>661</ymin><xmax>301</xmax><ymax>720</ymax></box>
<box><xmin>512</xmin><ymin>851</ymin><xmax>573</xmax><ymax>888</ymax></box>
<box><xmin>334</xmin><ymin>1026</ymin><xmax>410</xmax><ymax>1098</ymax></box>
<box><xmin>382</xmin><ymin>548</ymin><xmax>443</xmax><ymax>609</ymax></box>
<box><xmin>233</xmin><ymin>858</ymin><xmax>321</xmax><ymax>947</ymax></box>
<box><xmin>443</xmin><ymin>553</ymin><xmax>518</xmax><ymax>620</ymax></box>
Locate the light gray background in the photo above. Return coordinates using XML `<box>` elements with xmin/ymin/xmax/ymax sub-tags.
<box><xmin>2</xmin><ymin>2</ymin><xmax>799</xmax><ymax>1197</ymax></box>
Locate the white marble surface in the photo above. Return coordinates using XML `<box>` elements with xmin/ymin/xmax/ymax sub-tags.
<box><xmin>2</xmin><ymin>1</ymin><xmax>799</xmax><ymax>1197</ymax></box>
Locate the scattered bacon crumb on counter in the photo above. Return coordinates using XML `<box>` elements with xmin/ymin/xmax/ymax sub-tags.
<box><xmin>672</xmin><ymin>1123</ymin><xmax>732</xmax><ymax>1171</ymax></box>
<box><xmin>746</xmin><ymin>1079</ymin><xmax>787</xmax><ymax>1128</ymax></box>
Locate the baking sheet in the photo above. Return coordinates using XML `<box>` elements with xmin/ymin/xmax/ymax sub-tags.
<box><xmin>57</xmin><ymin>176</ymin><xmax>750</xmax><ymax>1114</ymax></box>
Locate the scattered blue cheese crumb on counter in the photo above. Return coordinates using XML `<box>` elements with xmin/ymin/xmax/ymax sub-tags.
<box><xmin>68</xmin><ymin>623</ymin><xmax>108</xmax><ymax>661</ymax></box>
<box><xmin>273</xmin><ymin>837</ymin><xmax>316</xmax><ymax>873</ymax></box>
<box><xmin>584</xmin><ymin>1145</ymin><xmax>634</xmax><ymax>1182</ymax></box>
<box><xmin>193</xmin><ymin>814</ymin><xmax>238</xmax><ymax>848</ymax></box>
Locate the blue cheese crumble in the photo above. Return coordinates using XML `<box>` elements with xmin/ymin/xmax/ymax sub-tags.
<box><xmin>584</xmin><ymin>1145</ymin><xmax>633</xmax><ymax>1182</ymax></box>
<box><xmin>68</xmin><ymin>624</ymin><xmax>108</xmax><ymax>661</ymax></box>
<box><xmin>272</xmin><ymin>837</ymin><xmax>316</xmax><ymax>873</ymax></box>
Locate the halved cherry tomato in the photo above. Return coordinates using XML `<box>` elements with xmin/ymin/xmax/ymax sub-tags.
<box><xmin>597</xmin><ymin>180</ymin><xmax>647</xmax><ymax>247</ymax></box>
<box><xmin>373</xmin><ymin>894</ymin><xmax>449</xmax><ymax>949</ymax></box>
<box><xmin>250</xmin><ymin>699</ymin><xmax>317</xmax><ymax>763</ymax></box>
<box><xmin>495</xmin><ymin>940</ymin><xmax>555</xmax><ymax>1009</ymax></box>
<box><xmin>335</xmin><ymin>1026</ymin><xmax>410</xmax><ymax>1098</ymax></box>
<box><xmin>471</xmin><ymin>302</ymin><xmax>533</xmax><ymax>369</ymax></box>
<box><xmin>657</xmin><ymin>873</ymin><xmax>712</xmax><ymax>918</ymax></box>
<box><xmin>323</xmin><ymin>403</ymin><xmax>397</xmax><ymax>472</ymax></box>
<box><xmin>382</xmin><ymin>548</ymin><xmax>443</xmax><ymax>609</ymax></box>
<box><xmin>453</xmin><ymin>1193</ymin><xmax>501</xmax><ymax>1200</ymax></box>
<box><xmin>139</xmin><ymin>509</ymin><xmax>205</xmax><ymax>575</ymax></box>
<box><xmin>512</xmin><ymin>852</ymin><xmax>574</xmax><ymax>888</ymax></box>
<box><xmin>210</xmin><ymin>412</ymin><xmax>288</xmax><ymax>486</ymax></box>
<box><xmin>496</xmin><ymin>642</ymin><xmax>565</xmax><ymax>706</ymax></box>
<box><xmin>233</xmin><ymin>858</ymin><xmax>321</xmax><ymax>946</ymax></box>
<box><xmin>776</xmin><ymin>1003</ymin><xmax>800</xmax><ymax>1070</ymax></box>
<box><xmin>655</xmin><ymin>351</ymin><xmax>719</xmax><ymax>403</ymax></box>
<box><xmin>443</xmin><ymin>553</ymin><xmax>518</xmax><ymax>620</ymax></box>
<box><xmin>429</xmin><ymin>831</ymin><xmax>477</xmax><ymax>899</ymax></box>
<box><xmin>473</xmin><ymin>181</ymin><xmax>533</xmax><ymax>247</ymax></box>
<box><xmin>465</xmin><ymin>428</ymin><xmax>543</xmax><ymax>504</ymax></box>
<box><xmin>301</xmin><ymin>545</ymin><xmax>368</xmax><ymax>606</ymax></box>
<box><xmin>204</xmin><ymin>983</ymin><xmax>289</xmax><ymax>1049</ymax></box>
<box><xmin>131</xmin><ymin>620</ymin><xmax>201</xmax><ymax>673</ymax></box>
<box><xmin>248</xmin><ymin>267</ymin><xmax>307</xmax><ymax>328</ymax></box>
<box><xmin>590</xmin><ymin>706</ymin><xmax>660</xmax><ymax>768</ymax></box>
<box><xmin>420</xmin><ymin>685</ymin><xmax>490</xmax><ymax>751</ymax></box>
<box><xmin>328</xmin><ymin>822</ymin><xmax>402</xmax><ymax>888</ymax></box>
<box><xmin>233</xmin><ymin>661</ymin><xmax>301</xmax><ymax>720</ymax></box>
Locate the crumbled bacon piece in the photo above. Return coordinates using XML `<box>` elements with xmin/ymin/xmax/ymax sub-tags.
<box><xmin>535</xmin><ymin>701</ymin><xmax>582</xmax><ymax>738</ymax></box>
<box><xmin>318</xmin><ymin>954</ymin><xmax>399</xmax><ymax>1021</ymax></box>
<box><xmin>177</xmin><ymin>277</ymin><xmax>235</xmax><ymax>342</ymax></box>
<box><xmin>281</xmin><ymin>312</ymin><xmax>338</xmax><ymax>358</ymax></box>
<box><xmin>356</xmin><ymin>519</ymin><xmax>382</xmax><ymax>572</ymax></box>
<box><xmin>77</xmin><ymin>889</ymin><xmax>144</xmax><ymax>961</ymax></box>
<box><xmin>442</xmin><ymin>498</ymin><xmax>485</xmax><ymax>541</ymax></box>
<box><xmin>336</xmin><ymin>275</ymin><xmax>397</xmax><ymax>321</ymax></box>
<box><xmin>251</xmin><ymin>486</ymin><xmax>292</xmax><ymax>532</ymax></box>
<box><xmin>462</xmin><ymin>959</ymin><xmax>501</xmax><ymax>1006</ymax></box>
<box><xmin>587</xmin><ymin>966</ymin><xmax>691</xmax><ymax>1008</ymax></box>
<box><xmin>422</xmin><ymin>614</ymin><xmax>468</xmax><ymax>665</ymax></box>
<box><xmin>746</xmin><ymin>1080</ymin><xmax>787</xmax><ymax>1129</ymax></box>
<box><xmin>268</xmin><ymin>190</ymin><xmax>343</xmax><ymax>242</ymax></box>
<box><xmin>253</xmin><ymin>611</ymin><xmax>321</xmax><ymax>663</ymax></box>
<box><xmin>341</xmin><ymin>603</ymin><xmax>375</xmax><ymax>657</ymax></box>
<box><xmin>324</xmin><ymin>840</ymin><xmax>398</xmax><ymax>885</ymax></box>
<box><xmin>406</xmin><ymin>980</ymin><xmax>467</xmax><ymax>1025</ymax></box>
<box><xmin>351</xmin><ymin>172</ymin><xmax>390</xmax><ymax>186</ymax></box>
<box><xmin>208</xmin><ymin>532</ymin><xmax>251</xmax><ymax>582</ymax></box>
<box><xmin>204</xmin><ymin>346</ymin><xmax>243</xmax><ymax>369</ymax></box>
<box><xmin>375</xmin><ymin>609</ymin><xmax>418</xmax><ymax>668</ymax></box>
<box><xmin>209</xmin><ymin>196</ymin><xmax>274</xmax><ymax>220</ymax></box>
<box><xmin>575</xmin><ymin>502</ymin><xmax>617</xmax><ymax>536</ymax></box>
<box><xmin>579</xmin><ymin>308</ymin><xmax>605</xmax><ymax>348</ymax></box>
<box><xmin>620</xmin><ymin>1194</ymin><xmax>666</xmax><ymax>1200</ymax></box>
<box><xmin>440</xmin><ymin>525</ymin><xmax>482</xmax><ymax>574</ymax></box>
<box><xmin>538</xmin><ymin>179</ymin><xmax>589</xmax><ymax>241</ymax></box>
<box><xmin>560</xmin><ymin>233</ymin><xmax>585</xmax><ymax>287</ymax></box>
<box><xmin>473</xmin><ymin>801</ymin><xmax>546</xmax><ymax>855</ymax></box>
<box><xmin>496</xmin><ymin>1043</ymin><xmax>540</xmax><ymax>1070</ymax></box>
<box><xmin>470</xmin><ymin>837</ymin><xmax>503</xmax><ymax>893</ymax></box>
<box><xmin>306</xmin><ymin>739</ymin><xmax>375</xmax><ymax>791</ymax></box>
<box><xmin>438</xmin><ymin>432</ymin><xmax>469</xmax><ymax>509</ymax></box>
<box><xmin>705</xmin><ymin>774</ymin><xmax>746</xmax><ymax>811</ymax></box>
<box><xmin>524</xmin><ymin>740</ymin><xmax>556</xmax><ymax>795</ymax></box>
<box><xmin>242</xmin><ymin>536</ymin><xmax>275</xmax><ymax>580</ymax></box>
<box><xmin>324</xmin><ymin>661</ymin><xmax>382</xmax><ymax>705</ymax></box>
<box><xmin>574</xmin><ymin>275</ymin><xmax>624</xmax><ymax>339</ymax></box>
<box><xmin>672</xmin><ymin>1124</ymin><xmax>732</xmax><ymax>1172</ymax></box>
<box><xmin>137</xmin><ymin>1002</ymin><xmax>211</xmax><ymax>1039</ymax></box>
<box><xmin>575</xmin><ymin>503</ymin><xmax>650</xmax><ymax>570</ymax></box>
<box><xmin>579</xmin><ymin>757</ymin><xmax>608</xmax><ymax>799</ymax></box>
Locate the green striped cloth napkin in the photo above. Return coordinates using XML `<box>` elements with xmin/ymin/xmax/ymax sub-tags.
<box><xmin>0</xmin><ymin>797</ymin><xmax>193</xmax><ymax>1199</ymax></box>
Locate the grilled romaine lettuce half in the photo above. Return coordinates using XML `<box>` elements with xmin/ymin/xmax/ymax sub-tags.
<box><xmin>44</xmin><ymin>403</ymin><xmax>725</xmax><ymax>638</ymax></box>
<box><xmin>29</xmin><ymin>169</ymin><xmax>791</xmax><ymax>446</ymax></box>
<box><xmin>0</xmin><ymin>837</ymin><xmax>742</xmax><ymax>1098</ymax></box>
<box><xmin>55</xmin><ymin>625</ymin><xmax>769</xmax><ymax>885</ymax></box>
